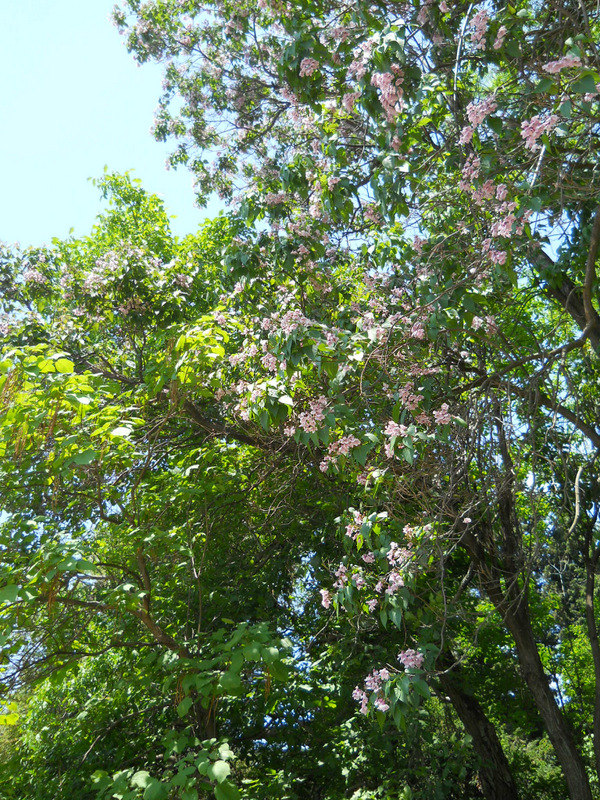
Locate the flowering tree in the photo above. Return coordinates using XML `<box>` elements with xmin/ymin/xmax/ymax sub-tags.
<box><xmin>1</xmin><ymin>0</ymin><xmax>600</xmax><ymax>797</ymax></box>
<box><xmin>111</xmin><ymin>0</ymin><xmax>600</xmax><ymax>796</ymax></box>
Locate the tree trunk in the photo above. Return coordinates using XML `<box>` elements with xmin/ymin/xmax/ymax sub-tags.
<box><xmin>584</xmin><ymin>554</ymin><xmax>600</xmax><ymax>782</ymax></box>
<box><xmin>505</xmin><ymin>604</ymin><xmax>592</xmax><ymax>800</ymax></box>
<box><xmin>460</xmin><ymin>529</ymin><xmax>592</xmax><ymax>800</ymax></box>
<box><xmin>437</xmin><ymin>652</ymin><xmax>520</xmax><ymax>800</ymax></box>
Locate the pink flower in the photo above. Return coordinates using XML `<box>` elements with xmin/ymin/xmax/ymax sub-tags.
<box><xmin>374</xmin><ymin>695</ymin><xmax>390</xmax><ymax>712</ymax></box>
<box><xmin>493</xmin><ymin>25</ymin><xmax>507</xmax><ymax>50</ymax></box>
<box><xmin>386</xmin><ymin>571</ymin><xmax>405</xmax><ymax>594</ymax></box>
<box><xmin>470</xmin><ymin>9</ymin><xmax>489</xmax><ymax>50</ymax></box>
<box><xmin>353</xmin><ymin>685</ymin><xmax>366</xmax><ymax>701</ymax></box>
<box><xmin>342</xmin><ymin>92</ymin><xmax>361</xmax><ymax>112</ymax></box>
<box><xmin>320</xmin><ymin>589</ymin><xmax>332</xmax><ymax>608</ymax></box>
<box><xmin>398</xmin><ymin>648</ymin><xmax>424</xmax><ymax>669</ymax></box>
<box><xmin>459</xmin><ymin>125</ymin><xmax>474</xmax><ymax>145</ymax></box>
<box><xmin>364</xmin><ymin>670</ymin><xmax>382</xmax><ymax>691</ymax></box>
<box><xmin>489</xmin><ymin>250</ymin><xmax>507</xmax><ymax>265</ymax></box>
<box><xmin>410</xmin><ymin>321</ymin><xmax>426</xmax><ymax>339</ymax></box>
<box><xmin>384</xmin><ymin>420</ymin><xmax>408</xmax><ymax>438</ymax></box>
<box><xmin>433</xmin><ymin>403</ymin><xmax>452</xmax><ymax>425</ymax></box>
<box><xmin>543</xmin><ymin>55</ymin><xmax>582</xmax><ymax>74</ymax></box>
<box><xmin>466</xmin><ymin>96</ymin><xmax>497</xmax><ymax>127</ymax></box>
<box><xmin>521</xmin><ymin>114</ymin><xmax>560</xmax><ymax>151</ymax></box>
<box><xmin>496</xmin><ymin>183</ymin><xmax>508</xmax><ymax>201</ymax></box>
<box><xmin>352</xmin><ymin>573</ymin><xmax>366</xmax><ymax>590</ymax></box>
<box><xmin>299</xmin><ymin>57</ymin><xmax>319</xmax><ymax>77</ymax></box>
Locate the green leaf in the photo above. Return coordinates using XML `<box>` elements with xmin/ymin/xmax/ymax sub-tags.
<box><xmin>268</xmin><ymin>660</ymin><xmax>290</xmax><ymax>682</ymax></box>
<box><xmin>131</xmin><ymin>771</ymin><xmax>152</xmax><ymax>789</ymax></box>
<box><xmin>207</xmin><ymin>760</ymin><xmax>231</xmax><ymax>783</ymax></box>
<box><xmin>214</xmin><ymin>780</ymin><xmax>240</xmax><ymax>800</ymax></box>
<box><xmin>54</xmin><ymin>357</ymin><xmax>75</xmax><ymax>373</ymax></box>
<box><xmin>0</xmin><ymin>702</ymin><xmax>19</xmax><ymax>726</ymax></box>
<box><xmin>177</xmin><ymin>697</ymin><xmax>194</xmax><ymax>717</ymax></box>
<box><xmin>487</xmin><ymin>116</ymin><xmax>503</xmax><ymax>134</ymax></box>
<box><xmin>218</xmin><ymin>671</ymin><xmax>242</xmax><ymax>691</ymax></box>
<box><xmin>412</xmin><ymin>678</ymin><xmax>431</xmax><ymax>699</ymax></box>
<box><xmin>572</xmin><ymin>73</ymin><xmax>598</xmax><ymax>94</ymax></box>
<box><xmin>143</xmin><ymin>778</ymin><xmax>168</xmax><ymax>800</ymax></box>
<box><xmin>278</xmin><ymin>395</ymin><xmax>294</xmax><ymax>406</ymax></box>
<box><xmin>242</xmin><ymin>641</ymin><xmax>262</xmax><ymax>660</ymax></box>
<box><xmin>532</xmin><ymin>77</ymin><xmax>555</xmax><ymax>94</ymax></box>
<box><xmin>0</xmin><ymin>584</ymin><xmax>19</xmax><ymax>604</ymax></box>
<box><xmin>261</xmin><ymin>646</ymin><xmax>279</xmax><ymax>663</ymax></box>
<box><xmin>559</xmin><ymin>99</ymin><xmax>572</xmax><ymax>118</ymax></box>
<box><xmin>110</xmin><ymin>426</ymin><xmax>133</xmax><ymax>438</ymax></box>
<box><xmin>71</xmin><ymin>449</ymin><xmax>98</xmax><ymax>465</ymax></box>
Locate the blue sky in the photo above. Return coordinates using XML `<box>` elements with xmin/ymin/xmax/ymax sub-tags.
<box><xmin>0</xmin><ymin>0</ymin><xmax>216</xmax><ymax>247</ymax></box>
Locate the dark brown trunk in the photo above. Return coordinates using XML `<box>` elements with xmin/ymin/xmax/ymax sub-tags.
<box><xmin>584</xmin><ymin>555</ymin><xmax>600</xmax><ymax>781</ymax></box>
<box><xmin>437</xmin><ymin>652</ymin><xmax>520</xmax><ymax>800</ymax></box>
<box><xmin>505</xmin><ymin>605</ymin><xmax>592</xmax><ymax>800</ymax></box>
<box><xmin>460</xmin><ymin>529</ymin><xmax>592</xmax><ymax>800</ymax></box>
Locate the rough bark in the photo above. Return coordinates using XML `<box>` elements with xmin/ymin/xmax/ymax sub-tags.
<box><xmin>505</xmin><ymin>605</ymin><xmax>592</xmax><ymax>800</ymax></box>
<box><xmin>437</xmin><ymin>652</ymin><xmax>520</xmax><ymax>800</ymax></box>
<box><xmin>584</xmin><ymin>547</ymin><xmax>600</xmax><ymax>782</ymax></box>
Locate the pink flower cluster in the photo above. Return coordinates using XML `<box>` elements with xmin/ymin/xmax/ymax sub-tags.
<box><xmin>459</xmin><ymin>125</ymin><xmax>474</xmax><ymax>145</ymax></box>
<box><xmin>345</xmin><ymin>509</ymin><xmax>366</xmax><ymax>540</ymax></box>
<box><xmin>23</xmin><ymin>268</ymin><xmax>47</xmax><ymax>284</ymax></box>
<box><xmin>433</xmin><ymin>403</ymin><xmax>452</xmax><ymax>425</ymax></box>
<box><xmin>333</xmin><ymin>563</ymin><xmax>348</xmax><ymax>590</ymax></box>
<box><xmin>174</xmin><ymin>273</ymin><xmax>192</xmax><ymax>288</ymax></box>
<box><xmin>384</xmin><ymin>421</ymin><xmax>408</xmax><ymax>458</ymax></box>
<box><xmin>520</xmin><ymin>114</ymin><xmax>560</xmax><ymax>151</ymax></box>
<box><xmin>299</xmin><ymin>58</ymin><xmax>319</xmax><ymax>77</ymax></box>
<box><xmin>493</xmin><ymin>25</ymin><xmax>507</xmax><ymax>50</ymax></box>
<box><xmin>487</xmin><ymin>202</ymin><xmax>530</xmax><ymax>240</ymax></box>
<box><xmin>470</xmin><ymin>9</ymin><xmax>489</xmax><ymax>50</ymax></box>
<box><xmin>398</xmin><ymin>648</ymin><xmax>424</xmax><ymax>669</ymax></box>
<box><xmin>280</xmin><ymin>308</ymin><xmax>310</xmax><ymax>334</ymax></box>
<box><xmin>342</xmin><ymin>91</ymin><xmax>361</xmax><ymax>112</ymax></box>
<box><xmin>384</xmin><ymin>421</ymin><xmax>408</xmax><ymax>438</ymax></box>
<box><xmin>543</xmin><ymin>55</ymin><xmax>582</xmax><ymax>74</ymax></box>
<box><xmin>371</xmin><ymin>68</ymin><xmax>405</xmax><ymax>122</ymax></box>
<box><xmin>320</xmin><ymin>589</ymin><xmax>332</xmax><ymax>608</ymax></box>
<box><xmin>320</xmin><ymin>434</ymin><xmax>362</xmax><ymax>472</ymax></box>
<box><xmin>466</xmin><ymin>96</ymin><xmax>497</xmax><ymax>127</ymax></box>
<box><xmin>386</xmin><ymin>571</ymin><xmax>404</xmax><ymax>594</ymax></box>
<box><xmin>387</xmin><ymin>541</ymin><xmax>411</xmax><ymax>567</ymax></box>
<box><xmin>459</xmin><ymin>153</ymin><xmax>480</xmax><ymax>190</ymax></box>
<box><xmin>298</xmin><ymin>394</ymin><xmax>328</xmax><ymax>433</ymax></box>
<box><xmin>399</xmin><ymin>383</ymin><xmax>423</xmax><ymax>411</ymax></box>
<box><xmin>353</xmin><ymin>668</ymin><xmax>392</xmax><ymax>715</ymax></box>
<box><xmin>265</xmin><ymin>192</ymin><xmax>287</xmax><ymax>205</ymax></box>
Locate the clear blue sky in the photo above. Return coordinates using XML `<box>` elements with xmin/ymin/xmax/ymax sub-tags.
<box><xmin>0</xmin><ymin>0</ymin><xmax>217</xmax><ymax>247</ymax></box>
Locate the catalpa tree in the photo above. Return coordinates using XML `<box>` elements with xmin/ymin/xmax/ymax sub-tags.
<box><xmin>0</xmin><ymin>0</ymin><xmax>600</xmax><ymax>798</ymax></box>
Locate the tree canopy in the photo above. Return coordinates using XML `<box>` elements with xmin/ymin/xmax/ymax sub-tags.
<box><xmin>1</xmin><ymin>1</ymin><xmax>600</xmax><ymax>799</ymax></box>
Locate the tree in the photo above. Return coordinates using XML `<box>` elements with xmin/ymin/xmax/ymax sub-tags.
<box><xmin>2</xmin><ymin>0</ymin><xmax>600</xmax><ymax>796</ymax></box>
